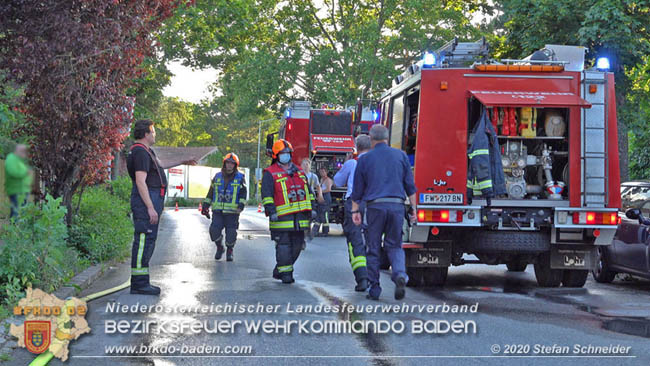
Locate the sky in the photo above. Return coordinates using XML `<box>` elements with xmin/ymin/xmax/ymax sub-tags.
<box><xmin>162</xmin><ymin>61</ymin><xmax>218</xmax><ymax>103</ymax></box>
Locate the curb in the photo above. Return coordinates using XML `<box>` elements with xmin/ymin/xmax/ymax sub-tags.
<box><xmin>54</xmin><ymin>263</ymin><xmax>106</xmax><ymax>300</ymax></box>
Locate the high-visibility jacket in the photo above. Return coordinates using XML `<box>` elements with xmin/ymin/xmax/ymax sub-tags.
<box><xmin>204</xmin><ymin>171</ymin><xmax>246</xmax><ymax>213</ymax></box>
<box><xmin>467</xmin><ymin>109</ymin><xmax>506</xmax><ymax>202</ymax></box>
<box><xmin>261</xmin><ymin>162</ymin><xmax>312</xmax><ymax>231</ymax></box>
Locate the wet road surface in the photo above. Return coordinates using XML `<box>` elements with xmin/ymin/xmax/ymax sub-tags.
<box><xmin>9</xmin><ymin>208</ymin><xmax>650</xmax><ymax>366</ymax></box>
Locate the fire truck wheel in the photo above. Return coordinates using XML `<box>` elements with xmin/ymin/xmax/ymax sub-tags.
<box><xmin>506</xmin><ymin>260</ymin><xmax>528</xmax><ymax>272</ymax></box>
<box><xmin>591</xmin><ymin>246</ymin><xmax>616</xmax><ymax>283</ymax></box>
<box><xmin>562</xmin><ymin>270</ymin><xmax>588</xmax><ymax>288</ymax></box>
<box><xmin>423</xmin><ymin>267</ymin><xmax>448</xmax><ymax>287</ymax></box>
<box><xmin>534</xmin><ymin>252</ymin><xmax>562</xmax><ymax>287</ymax></box>
<box><xmin>406</xmin><ymin>267</ymin><xmax>423</xmax><ymax>287</ymax></box>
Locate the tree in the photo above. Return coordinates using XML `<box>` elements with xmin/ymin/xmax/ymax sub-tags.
<box><xmin>160</xmin><ymin>0</ymin><xmax>489</xmax><ymax>114</ymax></box>
<box><xmin>0</xmin><ymin>0</ymin><xmax>192</xmax><ymax>221</ymax></box>
<box><xmin>154</xmin><ymin>97</ymin><xmax>212</xmax><ymax>147</ymax></box>
<box><xmin>492</xmin><ymin>0</ymin><xmax>650</xmax><ymax>180</ymax></box>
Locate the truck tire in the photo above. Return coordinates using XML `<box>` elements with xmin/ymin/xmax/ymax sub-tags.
<box><xmin>534</xmin><ymin>252</ymin><xmax>562</xmax><ymax>287</ymax></box>
<box><xmin>406</xmin><ymin>267</ymin><xmax>422</xmax><ymax>287</ymax></box>
<box><xmin>506</xmin><ymin>261</ymin><xmax>528</xmax><ymax>272</ymax></box>
<box><xmin>423</xmin><ymin>267</ymin><xmax>448</xmax><ymax>287</ymax></box>
<box><xmin>591</xmin><ymin>246</ymin><xmax>616</xmax><ymax>283</ymax></box>
<box><xmin>562</xmin><ymin>270</ymin><xmax>588</xmax><ymax>288</ymax></box>
<box><xmin>462</xmin><ymin>231</ymin><xmax>550</xmax><ymax>253</ymax></box>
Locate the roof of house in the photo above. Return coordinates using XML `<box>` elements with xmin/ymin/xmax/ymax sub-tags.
<box><xmin>151</xmin><ymin>146</ymin><xmax>219</xmax><ymax>166</ymax></box>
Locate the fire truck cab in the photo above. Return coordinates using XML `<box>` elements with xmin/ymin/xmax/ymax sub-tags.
<box><xmin>379</xmin><ymin>38</ymin><xmax>621</xmax><ymax>288</ymax></box>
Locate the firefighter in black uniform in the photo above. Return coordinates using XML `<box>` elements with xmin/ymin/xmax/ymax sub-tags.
<box><xmin>127</xmin><ymin>119</ymin><xmax>196</xmax><ymax>295</ymax></box>
<box><xmin>201</xmin><ymin>153</ymin><xmax>247</xmax><ymax>261</ymax></box>
<box><xmin>262</xmin><ymin>139</ymin><xmax>313</xmax><ymax>284</ymax></box>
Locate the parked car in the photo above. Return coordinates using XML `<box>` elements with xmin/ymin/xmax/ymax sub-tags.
<box><xmin>592</xmin><ymin>181</ymin><xmax>650</xmax><ymax>282</ymax></box>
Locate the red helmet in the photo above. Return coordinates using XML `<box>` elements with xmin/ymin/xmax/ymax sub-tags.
<box><xmin>271</xmin><ymin>139</ymin><xmax>293</xmax><ymax>159</ymax></box>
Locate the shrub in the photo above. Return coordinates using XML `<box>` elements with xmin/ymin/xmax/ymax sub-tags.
<box><xmin>69</xmin><ymin>186</ymin><xmax>132</xmax><ymax>264</ymax></box>
<box><xmin>0</xmin><ymin>195</ymin><xmax>80</xmax><ymax>304</ymax></box>
<box><xmin>109</xmin><ymin>175</ymin><xmax>132</xmax><ymax>203</ymax></box>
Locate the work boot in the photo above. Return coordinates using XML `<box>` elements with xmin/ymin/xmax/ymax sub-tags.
<box><xmin>214</xmin><ymin>241</ymin><xmax>224</xmax><ymax>260</ymax></box>
<box><xmin>272</xmin><ymin>267</ymin><xmax>281</xmax><ymax>280</ymax></box>
<box><xmin>394</xmin><ymin>277</ymin><xmax>406</xmax><ymax>300</ymax></box>
<box><xmin>281</xmin><ymin>273</ymin><xmax>295</xmax><ymax>284</ymax></box>
<box><xmin>366</xmin><ymin>285</ymin><xmax>381</xmax><ymax>300</ymax></box>
<box><xmin>130</xmin><ymin>285</ymin><xmax>161</xmax><ymax>296</ymax></box>
<box><xmin>355</xmin><ymin>279</ymin><xmax>368</xmax><ymax>292</ymax></box>
<box><xmin>226</xmin><ymin>247</ymin><xmax>233</xmax><ymax>262</ymax></box>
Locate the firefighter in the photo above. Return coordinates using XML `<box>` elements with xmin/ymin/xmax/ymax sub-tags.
<box><xmin>334</xmin><ymin>135</ymin><xmax>371</xmax><ymax>292</ymax></box>
<box><xmin>262</xmin><ymin>139</ymin><xmax>312</xmax><ymax>284</ymax></box>
<box><xmin>201</xmin><ymin>153</ymin><xmax>247</xmax><ymax>262</ymax></box>
<box><xmin>350</xmin><ymin>124</ymin><xmax>417</xmax><ymax>300</ymax></box>
<box><xmin>127</xmin><ymin>119</ymin><xmax>196</xmax><ymax>295</ymax></box>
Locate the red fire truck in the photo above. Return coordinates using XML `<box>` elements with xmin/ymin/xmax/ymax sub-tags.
<box><xmin>379</xmin><ymin>38</ymin><xmax>620</xmax><ymax>288</ymax></box>
<box><xmin>267</xmin><ymin>101</ymin><xmax>378</xmax><ymax>223</ymax></box>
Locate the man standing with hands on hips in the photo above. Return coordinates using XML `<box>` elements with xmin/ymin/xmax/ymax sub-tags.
<box><xmin>127</xmin><ymin>119</ymin><xmax>197</xmax><ymax>295</ymax></box>
<box><xmin>350</xmin><ymin>124</ymin><xmax>417</xmax><ymax>300</ymax></box>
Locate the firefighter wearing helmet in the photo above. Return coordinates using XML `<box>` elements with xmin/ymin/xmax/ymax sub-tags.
<box><xmin>201</xmin><ymin>152</ymin><xmax>247</xmax><ymax>262</ymax></box>
<box><xmin>261</xmin><ymin>139</ymin><xmax>313</xmax><ymax>283</ymax></box>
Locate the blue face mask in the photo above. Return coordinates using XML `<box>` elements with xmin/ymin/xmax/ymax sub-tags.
<box><xmin>278</xmin><ymin>153</ymin><xmax>291</xmax><ymax>164</ymax></box>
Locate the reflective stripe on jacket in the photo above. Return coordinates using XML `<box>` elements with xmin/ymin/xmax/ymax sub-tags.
<box><xmin>207</xmin><ymin>172</ymin><xmax>244</xmax><ymax>213</ymax></box>
<box><xmin>262</xmin><ymin>163</ymin><xmax>312</xmax><ymax>231</ymax></box>
<box><xmin>467</xmin><ymin>109</ymin><xmax>506</xmax><ymax>201</ymax></box>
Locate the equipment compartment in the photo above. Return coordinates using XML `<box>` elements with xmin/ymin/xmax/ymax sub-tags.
<box><xmin>468</xmin><ymin>98</ymin><xmax>570</xmax><ymax>200</ymax></box>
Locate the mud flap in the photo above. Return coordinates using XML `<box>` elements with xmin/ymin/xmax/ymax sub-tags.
<box><xmin>406</xmin><ymin>241</ymin><xmax>451</xmax><ymax>268</ymax></box>
<box><xmin>549</xmin><ymin>245</ymin><xmax>597</xmax><ymax>270</ymax></box>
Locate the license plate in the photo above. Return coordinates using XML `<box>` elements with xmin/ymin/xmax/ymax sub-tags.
<box><xmin>419</xmin><ymin>193</ymin><xmax>463</xmax><ymax>204</ymax></box>
<box><xmin>416</xmin><ymin>251</ymin><xmax>439</xmax><ymax>265</ymax></box>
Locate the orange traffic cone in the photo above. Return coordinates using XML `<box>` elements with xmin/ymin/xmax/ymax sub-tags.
<box><xmin>175</xmin><ymin>202</ymin><xmax>179</xmax><ymax>212</ymax></box>
<box><xmin>257</xmin><ymin>203</ymin><xmax>262</xmax><ymax>213</ymax></box>
<box><xmin>198</xmin><ymin>203</ymin><xmax>202</xmax><ymax>212</ymax></box>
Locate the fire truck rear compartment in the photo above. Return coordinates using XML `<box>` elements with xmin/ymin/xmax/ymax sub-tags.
<box><xmin>467</xmin><ymin>98</ymin><xmax>571</xmax><ymax>201</ymax></box>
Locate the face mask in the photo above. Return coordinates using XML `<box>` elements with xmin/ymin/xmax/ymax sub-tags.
<box><xmin>278</xmin><ymin>153</ymin><xmax>291</xmax><ymax>164</ymax></box>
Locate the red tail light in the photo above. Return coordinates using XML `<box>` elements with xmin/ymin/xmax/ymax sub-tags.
<box><xmin>572</xmin><ymin>212</ymin><xmax>618</xmax><ymax>225</ymax></box>
<box><xmin>417</xmin><ymin>209</ymin><xmax>462</xmax><ymax>223</ymax></box>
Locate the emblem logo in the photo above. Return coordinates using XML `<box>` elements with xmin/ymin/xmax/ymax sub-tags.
<box><xmin>25</xmin><ymin>320</ymin><xmax>51</xmax><ymax>354</ymax></box>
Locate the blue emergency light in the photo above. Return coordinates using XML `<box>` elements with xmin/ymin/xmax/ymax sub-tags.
<box><xmin>285</xmin><ymin>109</ymin><xmax>291</xmax><ymax>118</ymax></box>
<box><xmin>372</xmin><ymin>110</ymin><xmax>379</xmax><ymax>121</ymax></box>
<box><xmin>596</xmin><ymin>57</ymin><xmax>610</xmax><ymax>71</ymax></box>
<box><xmin>423</xmin><ymin>52</ymin><xmax>436</xmax><ymax>68</ymax></box>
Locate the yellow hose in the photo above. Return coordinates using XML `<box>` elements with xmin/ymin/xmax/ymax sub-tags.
<box><xmin>28</xmin><ymin>279</ymin><xmax>131</xmax><ymax>366</ymax></box>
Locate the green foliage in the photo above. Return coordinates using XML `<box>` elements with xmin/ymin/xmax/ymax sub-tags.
<box><xmin>155</xmin><ymin>97</ymin><xmax>213</xmax><ymax>147</ymax></box>
<box><xmin>161</xmin><ymin>0</ymin><xmax>488</xmax><ymax>109</ymax></box>
<box><xmin>493</xmin><ymin>0</ymin><xmax>650</xmax><ymax>180</ymax></box>
<box><xmin>69</xmin><ymin>186</ymin><xmax>132</xmax><ymax>264</ymax></box>
<box><xmin>0</xmin><ymin>196</ymin><xmax>80</xmax><ymax>305</ymax></box>
<box><xmin>128</xmin><ymin>57</ymin><xmax>174</xmax><ymax>121</ymax></box>
<box><xmin>626</xmin><ymin>56</ymin><xmax>650</xmax><ymax>180</ymax></box>
<box><xmin>109</xmin><ymin>175</ymin><xmax>133</xmax><ymax>204</ymax></box>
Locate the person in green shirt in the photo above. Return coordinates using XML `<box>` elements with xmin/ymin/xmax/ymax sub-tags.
<box><xmin>4</xmin><ymin>144</ymin><xmax>32</xmax><ymax>218</ymax></box>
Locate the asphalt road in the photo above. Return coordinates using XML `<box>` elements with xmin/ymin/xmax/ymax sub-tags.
<box><xmin>9</xmin><ymin>208</ymin><xmax>650</xmax><ymax>366</ymax></box>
